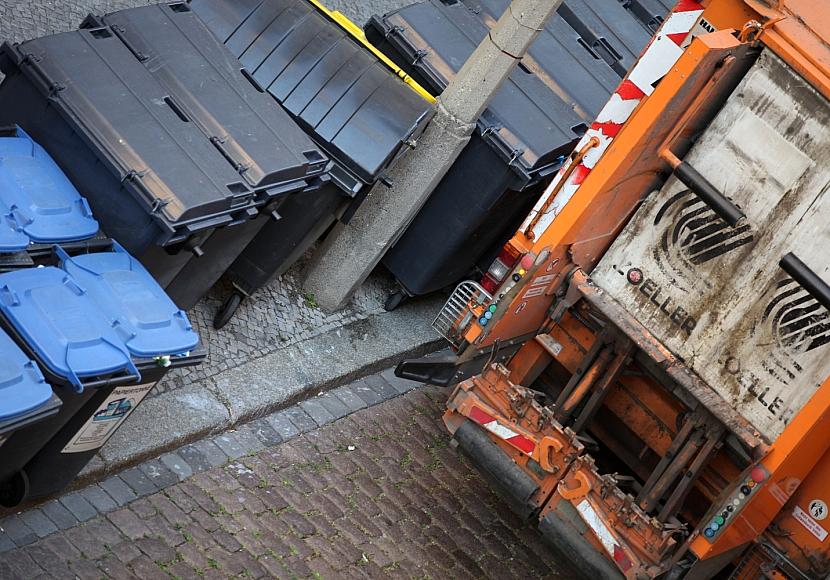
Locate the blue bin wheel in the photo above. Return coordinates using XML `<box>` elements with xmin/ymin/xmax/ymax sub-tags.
<box><xmin>384</xmin><ymin>291</ymin><xmax>407</xmax><ymax>312</ymax></box>
<box><xmin>0</xmin><ymin>470</ymin><xmax>29</xmax><ymax>508</ymax></box>
<box><xmin>214</xmin><ymin>292</ymin><xmax>244</xmax><ymax>330</ymax></box>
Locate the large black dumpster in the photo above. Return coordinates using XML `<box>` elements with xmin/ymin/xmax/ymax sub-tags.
<box><xmin>366</xmin><ymin>0</ymin><xmax>666</xmax><ymax>307</ymax></box>
<box><xmin>0</xmin><ymin>125</ymin><xmax>109</xmax><ymax>272</ymax></box>
<box><xmin>0</xmin><ymin>243</ymin><xmax>202</xmax><ymax>506</ymax></box>
<box><xmin>0</xmin><ymin>2</ymin><xmax>328</xmax><ymax>309</ymax></box>
<box><xmin>189</xmin><ymin>0</ymin><xmax>434</xmax><ymax>327</ymax></box>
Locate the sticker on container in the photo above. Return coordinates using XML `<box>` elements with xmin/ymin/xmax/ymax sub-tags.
<box><xmin>810</xmin><ymin>500</ymin><xmax>828</xmax><ymax>521</ymax></box>
<box><xmin>793</xmin><ymin>505</ymin><xmax>829</xmax><ymax>542</ymax></box>
<box><xmin>62</xmin><ymin>383</ymin><xmax>155</xmax><ymax>454</ymax></box>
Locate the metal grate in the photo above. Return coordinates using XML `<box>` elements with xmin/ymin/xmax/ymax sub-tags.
<box><xmin>432</xmin><ymin>281</ymin><xmax>492</xmax><ymax>348</ymax></box>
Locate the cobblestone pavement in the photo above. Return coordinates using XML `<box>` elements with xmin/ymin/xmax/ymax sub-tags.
<box><xmin>0</xmin><ymin>0</ymin><xmax>426</xmax><ymax>400</ymax></box>
<box><xmin>154</xmin><ymin>258</ymin><xmax>397</xmax><ymax>399</ymax></box>
<box><xmin>0</xmin><ymin>371</ymin><xmax>568</xmax><ymax>579</ymax></box>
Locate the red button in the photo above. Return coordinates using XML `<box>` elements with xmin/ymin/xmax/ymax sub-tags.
<box><xmin>520</xmin><ymin>254</ymin><xmax>535</xmax><ymax>270</ymax></box>
<box><xmin>751</xmin><ymin>467</ymin><xmax>766</xmax><ymax>483</ymax></box>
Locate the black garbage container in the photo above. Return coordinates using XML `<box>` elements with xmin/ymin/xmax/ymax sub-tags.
<box><xmin>366</xmin><ymin>0</ymin><xmax>665</xmax><ymax>307</ymax></box>
<box><xmin>0</xmin><ymin>2</ymin><xmax>328</xmax><ymax>309</ymax></box>
<box><xmin>0</xmin><ymin>243</ymin><xmax>202</xmax><ymax>506</ymax></box>
<box><xmin>189</xmin><ymin>0</ymin><xmax>434</xmax><ymax>327</ymax></box>
<box><xmin>0</xmin><ymin>125</ymin><xmax>108</xmax><ymax>273</ymax></box>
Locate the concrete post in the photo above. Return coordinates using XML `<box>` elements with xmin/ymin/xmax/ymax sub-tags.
<box><xmin>304</xmin><ymin>0</ymin><xmax>563</xmax><ymax>311</ymax></box>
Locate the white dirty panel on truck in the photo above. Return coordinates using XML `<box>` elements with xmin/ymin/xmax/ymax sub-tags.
<box><xmin>593</xmin><ymin>50</ymin><xmax>830</xmax><ymax>441</ymax></box>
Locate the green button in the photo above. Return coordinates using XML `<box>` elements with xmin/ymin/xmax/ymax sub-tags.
<box><xmin>488</xmin><ymin>305</ymin><xmax>497</xmax><ymax>313</ymax></box>
<box><xmin>715</xmin><ymin>516</ymin><xmax>725</xmax><ymax>526</ymax></box>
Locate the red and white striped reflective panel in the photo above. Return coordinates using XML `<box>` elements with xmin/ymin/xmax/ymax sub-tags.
<box><xmin>468</xmin><ymin>406</ymin><xmax>536</xmax><ymax>454</ymax></box>
<box><xmin>521</xmin><ymin>0</ymin><xmax>706</xmax><ymax>240</ymax></box>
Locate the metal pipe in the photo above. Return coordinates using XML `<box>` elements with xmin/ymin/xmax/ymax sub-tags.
<box><xmin>524</xmin><ymin>136</ymin><xmax>600</xmax><ymax>238</ymax></box>
<box><xmin>572</xmin><ymin>344</ymin><xmax>633</xmax><ymax>432</ymax></box>
<box><xmin>659</xmin><ymin>149</ymin><xmax>746</xmax><ymax>227</ymax></box>
<box><xmin>640</xmin><ymin>430</ymin><xmax>705</xmax><ymax>513</ymax></box>
<box><xmin>559</xmin><ymin>347</ymin><xmax>613</xmax><ymax>418</ymax></box>
<box><xmin>780</xmin><ymin>253</ymin><xmax>830</xmax><ymax>312</ymax></box>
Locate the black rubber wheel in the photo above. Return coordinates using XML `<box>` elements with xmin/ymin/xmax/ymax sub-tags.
<box><xmin>384</xmin><ymin>291</ymin><xmax>407</xmax><ymax>312</ymax></box>
<box><xmin>0</xmin><ymin>470</ymin><xmax>29</xmax><ymax>508</ymax></box>
<box><xmin>214</xmin><ymin>292</ymin><xmax>243</xmax><ymax>330</ymax></box>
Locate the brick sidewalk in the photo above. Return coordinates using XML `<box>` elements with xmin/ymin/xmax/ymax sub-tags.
<box><xmin>0</xmin><ymin>380</ymin><xmax>567</xmax><ymax>579</ymax></box>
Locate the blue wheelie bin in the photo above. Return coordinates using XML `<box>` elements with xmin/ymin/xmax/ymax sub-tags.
<box><xmin>0</xmin><ymin>125</ymin><xmax>105</xmax><ymax>272</ymax></box>
<box><xmin>0</xmin><ymin>243</ymin><xmax>202</xmax><ymax>506</ymax></box>
<box><xmin>21</xmin><ymin>243</ymin><xmax>204</xmax><ymax>501</ymax></box>
<box><xmin>0</xmin><ymin>328</ymin><xmax>63</xmax><ymax>504</ymax></box>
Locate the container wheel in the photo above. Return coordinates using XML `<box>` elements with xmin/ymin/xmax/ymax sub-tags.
<box><xmin>214</xmin><ymin>292</ymin><xmax>244</xmax><ymax>330</ymax></box>
<box><xmin>384</xmin><ymin>290</ymin><xmax>407</xmax><ymax>312</ymax></box>
<box><xmin>0</xmin><ymin>470</ymin><xmax>29</xmax><ymax>508</ymax></box>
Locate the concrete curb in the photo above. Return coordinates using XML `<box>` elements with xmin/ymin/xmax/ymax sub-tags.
<box><xmin>76</xmin><ymin>296</ymin><xmax>446</xmax><ymax>488</ymax></box>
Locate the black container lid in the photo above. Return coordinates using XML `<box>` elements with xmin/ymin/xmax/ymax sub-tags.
<box><xmin>190</xmin><ymin>0</ymin><xmax>434</xmax><ymax>192</ymax></box>
<box><xmin>369</xmin><ymin>0</ymin><xmax>612</xmax><ymax>183</ymax></box>
<box><xmin>0</xmin><ymin>2</ymin><xmax>327</xmax><ymax>239</ymax></box>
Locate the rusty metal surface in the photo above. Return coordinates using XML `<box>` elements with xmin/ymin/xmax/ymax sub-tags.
<box><xmin>573</xmin><ymin>270</ymin><xmax>765</xmax><ymax>455</ymax></box>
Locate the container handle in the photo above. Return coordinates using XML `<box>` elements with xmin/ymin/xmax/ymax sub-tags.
<box><xmin>660</xmin><ymin>149</ymin><xmax>745</xmax><ymax>227</ymax></box>
<box><xmin>780</xmin><ymin>253</ymin><xmax>830</xmax><ymax>312</ymax></box>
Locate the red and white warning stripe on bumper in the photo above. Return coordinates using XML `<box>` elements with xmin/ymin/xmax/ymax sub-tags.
<box><xmin>576</xmin><ymin>499</ymin><xmax>634</xmax><ymax>573</ymax></box>
<box><xmin>469</xmin><ymin>406</ymin><xmax>536</xmax><ymax>455</ymax></box>
<box><xmin>521</xmin><ymin>0</ymin><xmax>706</xmax><ymax>240</ymax></box>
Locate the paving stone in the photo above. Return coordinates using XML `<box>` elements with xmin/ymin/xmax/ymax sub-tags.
<box><xmin>249</xmin><ymin>418</ymin><xmax>284</xmax><ymax>447</ymax></box>
<box><xmin>139</xmin><ymin>460</ymin><xmax>179</xmax><ymax>490</ymax></box>
<box><xmin>120</xmin><ymin>467</ymin><xmax>159</xmax><ymax>496</ymax></box>
<box><xmin>6</xmin><ymin>548</ymin><xmax>44</xmax><ymax>576</ymax></box>
<box><xmin>108</xmin><ymin>508</ymin><xmax>151</xmax><ymax>540</ymax></box>
<box><xmin>317</xmin><ymin>391</ymin><xmax>351</xmax><ymax>419</ymax></box>
<box><xmin>0</xmin><ymin>528</ymin><xmax>16</xmax><ymax>553</ymax></box>
<box><xmin>19</xmin><ymin>508</ymin><xmax>58</xmax><ymax>539</ymax></box>
<box><xmin>266</xmin><ymin>410</ymin><xmax>301</xmax><ymax>440</ymax></box>
<box><xmin>1</xmin><ymin>514</ymin><xmax>38</xmax><ymax>546</ymax></box>
<box><xmin>100</xmin><ymin>475</ymin><xmax>140</xmax><ymax>507</ymax></box>
<box><xmin>41</xmin><ymin>499</ymin><xmax>79</xmax><ymax>531</ymax></box>
<box><xmin>180</xmin><ymin>440</ymin><xmax>228</xmax><ymax>472</ymax></box>
<box><xmin>351</xmin><ymin>378</ymin><xmax>385</xmax><ymax>406</ymax></box>
<box><xmin>282</xmin><ymin>406</ymin><xmax>317</xmax><ymax>433</ymax></box>
<box><xmin>213</xmin><ymin>431</ymin><xmax>249</xmax><ymax>460</ymax></box>
<box><xmin>80</xmin><ymin>484</ymin><xmax>119</xmax><ymax>513</ymax></box>
<box><xmin>363</xmin><ymin>373</ymin><xmax>400</xmax><ymax>400</ymax></box>
<box><xmin>299</xmin><ymin>398</ymin><xmax>335</xmax><ymax>426</ymax></box>
<box><xmin>59</xmin><ymin>491</ymin><xmax>98</xmax><ymax>522</ymax></box>
<box><xmin>160</xmin><ymin>452</ymin><xmax>193</xmax><ymax>482</ymax></box>
<box><xmin>232</xmin><ymin>425</ymin><xmax>266</xmax><ymax>455</ymax></box>
<box><xmin>332</xmin><ymin>384</ymin><xmax>368</xmax><ymax>412</ymax></box>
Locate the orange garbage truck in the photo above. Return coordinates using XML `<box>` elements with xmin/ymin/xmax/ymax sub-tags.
<box><xmin>396</xmin><ymin>0</ymin><xmax>830</xmax><ymax>577</ymax></box>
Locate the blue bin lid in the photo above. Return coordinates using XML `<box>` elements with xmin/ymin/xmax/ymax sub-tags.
<box><xmin>0</xmin><ymin>327</ymin><xmax>53</xmax><ymax>421</ymax></box>
<box><xmin>58</xmin><ymin>243</ymin><xmax>199</xmax><ymax>358</ymax></box>
<box><xmin>0</xmin><ymin>266</ymin><xmax>136</xmax><ymax>390</ymax></box>
<box><xmin>0</xmin><ymin>126</ymin><xmax>99</xmax><ymax>250</ymax></box>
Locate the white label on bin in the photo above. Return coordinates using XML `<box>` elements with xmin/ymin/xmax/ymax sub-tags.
<box><xmin>61</xmin><ymin>383</ymin><xmax>155</xmax><ymax>454</ymax></box>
